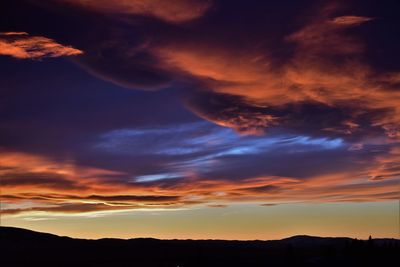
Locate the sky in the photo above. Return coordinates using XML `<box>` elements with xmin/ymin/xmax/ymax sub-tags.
<box><xmin>0</xmin><ymin>0</ymin><xmax>399</xmax><ymax>240</ymax></box>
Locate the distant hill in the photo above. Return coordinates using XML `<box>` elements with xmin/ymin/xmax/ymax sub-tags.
<box><xmin>1</xmin><ymin>226</ymin><xmax>398</xmax><ymax>267</ymax></box>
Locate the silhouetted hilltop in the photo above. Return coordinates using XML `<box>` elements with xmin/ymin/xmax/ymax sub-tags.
<box><xmin>1</xmin><ymin>227</ymin><xmax>398</xmax><ymax>267</ymax></box>
<box><xmin>0</xmin><ymin>226</ymin><xmax>72</xmax><ymax>241</ymax></box>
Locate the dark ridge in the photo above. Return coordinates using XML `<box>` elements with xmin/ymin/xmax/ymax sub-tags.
<box><xmin>1</xmin><ymin>227</ymin><xmax>399</xmax><ymax>267</ymax></box>
<box><xmin>1</xmin><ymin>226</ymin><xmax>69</xmax><ymax>239</ymax></box>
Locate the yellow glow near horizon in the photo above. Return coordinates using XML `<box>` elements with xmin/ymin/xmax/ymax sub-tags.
<box><xmin>2</xmin><ymin>201</ymin><xmax>399</xmax><ymax>240</ymax></box>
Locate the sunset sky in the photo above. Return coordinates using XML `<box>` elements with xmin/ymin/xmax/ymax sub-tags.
<box><xmin>0</xmin><ymin>0</ymin><xmax>399</xmax><ymax>240</ymax></box>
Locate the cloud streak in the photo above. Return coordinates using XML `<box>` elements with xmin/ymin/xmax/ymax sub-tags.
<box><xmin>58</xmin><ymin>0</ymin><xmax>213</xmax><ymax>23</ymax></box>
<box><xmin>0</xmin><ymin>32</ymin><xmax>82</xmax><ymax>59</ymax></box>
<box><xmin>1</xmin><ymin>123</ymin><xmax>398</xmax><ymax>217</ymax></box>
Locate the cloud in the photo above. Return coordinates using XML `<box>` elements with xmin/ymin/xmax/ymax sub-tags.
<box><xmin>1</xmin><ymin>123</ymin><xmax>398</xmax><ymax>217</ymax></box>
<box><xmin>184</xmin><ymin>92</ymin><xmax>391</xmax><ymax>140</ymax></box>
<box><xmin>85</xmin><ymin>194</ymin><xmax>180</xmax><ymax>203</ymax></box>
<box><xmin>0</xmin><ymin>172</ymin><xmax>86</xmax><ymax>190</ymax></box>
<box><xmin>207</xmin><ymin>204</ymin><xmax>227</xmax><ymax>208</ymax></box>
<box><xmin>151</xmin><ymin>3</ymin><xmax>400</xmax><ymax>139</ymax></box>
<box><xmin>0</xmin><ymin>203</ymin><xmax>136</xmax><ymax>216</ymax></box>
<box><xmin>0</xmin><ymin>32</ymin><xmax>29</xmax><ymax>36</ymax></box>
<box><xmin>365</xmin><ymin>146</ymin><xmax>400</xmax><ymax>181</ymax></box>
<box><xmin>0</xmin><ymin>150</ymin><xmax>126</xmax><ymax>193</ymax></box>
<box><xmin>185</xmin><ymin>93</ymin><xmax>278</xmax><ymax>135</ymax></box>
<box><xmin>0</xmin><ymin>0</ymin><xmax>399</xmax><ymax>219</ymax></box>
<box><xmin>240</xmin><ymin>184</ymin><xmax>281</xmax><ymax>194</ymax></box>
<box><xmin>75</xmin><ymin>32</ymin><xmax>173</xmax><ymax>90</ymax></box>
<box><xmin>5</xmin><ymin>1</ymin><xmax>397</xmax><ymax>138</ymax></box>
<box><xmin>331</xmin><ymin>16</ymin><xmax>374</xmax><ymax>26</ymax></box>
<box><xmin>0</xmin><ymin>32</ymin><xmax>82</xmax><ymax>59</ymax></box>
<box><xmin>260</xmin><ymin>203</ymin><xmax>280</xmax><ymax>207</ymax></box>
<box><xmin>58</xmin><ymin>0</ymin><xmax>213</xmax><ymax>23</ymax></box>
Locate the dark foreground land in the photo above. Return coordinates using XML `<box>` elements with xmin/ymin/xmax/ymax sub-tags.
<box><xmin>1</xmin><ymin>227</ymin><xmax>399</xmax><ymax>267</ymax></box>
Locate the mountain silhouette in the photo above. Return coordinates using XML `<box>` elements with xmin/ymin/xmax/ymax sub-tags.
<box><xmin>1</xmin><ymin>226</ymin><xmax>398</xmax><ymax>267</ymax></box>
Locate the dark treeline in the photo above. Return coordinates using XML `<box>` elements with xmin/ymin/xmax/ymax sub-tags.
<box><xmin>1</xmin><ymin>227</ymin><xmax>399</xmax><ymax>267</ymax></box>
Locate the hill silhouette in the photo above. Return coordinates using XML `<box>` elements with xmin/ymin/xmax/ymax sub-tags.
<box><xmin>1</xmin><ymin>226</ymin><xmax>398</xmax><ymax>267</ymax></box>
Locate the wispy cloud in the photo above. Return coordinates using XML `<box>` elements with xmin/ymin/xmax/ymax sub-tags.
<box><xmin>1</xmin><ymin>123</ymin><xmax>398</xmax><ymax>217</ymax></box>
<box><xmin>59</xmin><ymin>0</ymin><xmax>213</xmax><ymax>23</ymax></box>
<box><xmin>331</xmin><ymin>16</ymin><xmax>375</xmax><ymax>26</ymax></box>
<box><xmin>0</xmin><ymin>32</ymin><xmax>82</xmax><ymax>59</ymax></box>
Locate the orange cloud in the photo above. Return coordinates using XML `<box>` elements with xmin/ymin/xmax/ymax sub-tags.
<box><xmin>0</xmin><ymin>32</ymin><xmax>82</xmax><ymax>59</ymax></box>
<box><xmin>331</xmin><ymin>16</ymin><xmax>374</xmax><ymax>26</ymax></box>
<box><xmin>59</xmin><ymin>0</ymin><xmax>213</xmax><ymax>23</ymax></box>
<box><xmin>1</xmin><ymin>148</ymin><xmax>398</xmax><ymax>217</ymax></box>
<box><xmin>154</xmin><ymin>5</ymin><xmax>400</xmax><ymax>138</ymax></box>
<box><xmin>0</xmin><ymin>32</ymin><xmax>29</xmax><ymax>36</ymax></box>
<box><xmin>365</xmin><ymin>146</ymin><xmax>400</xmax><ymax>181</ymax></box>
